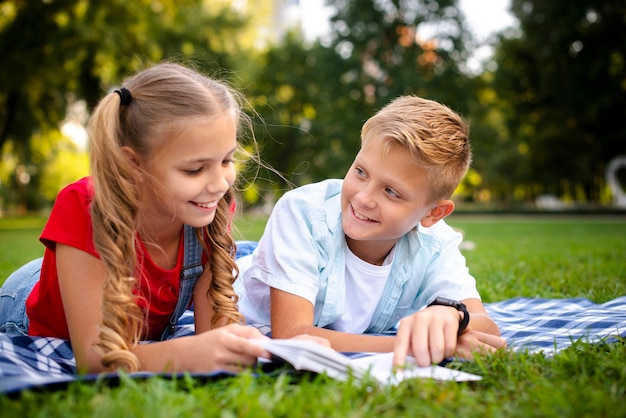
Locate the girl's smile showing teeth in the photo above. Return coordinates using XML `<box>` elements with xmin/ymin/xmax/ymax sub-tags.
<box><xmin>192</xmin><ymin>200</ymin><xmax>218</xmax><ymax>210</ymax></box>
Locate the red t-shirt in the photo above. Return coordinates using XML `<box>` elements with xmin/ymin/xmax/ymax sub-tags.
<box><xmin>26</xmin><ymin>177</ymin><xmax>202</xmax><ymax>340</ymax></box>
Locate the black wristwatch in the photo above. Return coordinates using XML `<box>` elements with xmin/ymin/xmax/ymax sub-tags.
<box><xmin>427</xmin><ymin>297</ymin><xmax>470</xmax><ymax>336</ymax></box>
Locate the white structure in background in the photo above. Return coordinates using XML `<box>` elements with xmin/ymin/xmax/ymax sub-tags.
<box><xmin>606</xmin><ymin>156</ymin><xmax>626</xmax><ymax>208</ymax></box>
<box><xmin>535</xmin><ymin>194</ymin><xmax>567</xmax><ymax>211</ymax></box>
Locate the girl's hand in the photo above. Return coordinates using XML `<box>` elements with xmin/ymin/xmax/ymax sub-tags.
<box><xmin>392</xmin><ymin>306</ymin><xmax>506</xmax><ymax>367</ymax></box>
<box><xmin>187</xmin><ymin>324</ymin><xmax>271</xmax><ymax>373</ymax></box>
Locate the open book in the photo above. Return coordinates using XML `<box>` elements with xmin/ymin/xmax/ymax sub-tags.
<box><xmin>254</xmin><ymin>339</ymin><xmax>481</xmax><ymax>385</ymax></box>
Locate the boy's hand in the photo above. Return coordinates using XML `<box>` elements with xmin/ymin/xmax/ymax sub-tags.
<box><xmin>392</xmin><ymin>306</ymin><xmax>506</xmax><ymax>367</ymax></box>
<box><xmin>393</xmin><ymin>305</ymin><xmax>462</xmax><ymax>367</ymax></box>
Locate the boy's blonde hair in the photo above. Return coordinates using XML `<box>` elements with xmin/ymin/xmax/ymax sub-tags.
<box><xmin>361</xmin><ymin>95</ymin><xmax>471</xmax><ymax>202</ymax></box>
<box><xmin>88</xmin><ymin>62</ymin><xmax>246</xmax><ymax>372</ymax></box>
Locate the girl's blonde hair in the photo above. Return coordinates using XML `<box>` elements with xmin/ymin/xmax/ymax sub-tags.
<box><xmin>361</xmin><ymin>95</ymin><xmax>471</xmax><ymax>202</ymax></box>
<box><xmin>87</xmin><ymin>62</ymin><xmax>247</xmax><ymax>371</ymax></box>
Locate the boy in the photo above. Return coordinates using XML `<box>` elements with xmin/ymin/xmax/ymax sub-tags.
<box><xmin>235</xmin><ymin>95</ymin><xmax>506</xmax><ymax>367</ymax></box>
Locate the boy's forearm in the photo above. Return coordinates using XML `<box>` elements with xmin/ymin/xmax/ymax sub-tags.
<box><xmin>466</xmin><ymin>312</ymin><xmax>501</xmax><ymax>336</ymax></box>
<box><xmin>274</xmin><ymin>322</ymin><xmax>396</xmax><ymax>353</ymax></box>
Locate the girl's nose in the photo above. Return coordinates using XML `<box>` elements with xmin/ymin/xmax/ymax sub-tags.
<box><xmin>206</xmin><ymin>166</ymin><xmax>235</xmax><ymax>195</ymax></box>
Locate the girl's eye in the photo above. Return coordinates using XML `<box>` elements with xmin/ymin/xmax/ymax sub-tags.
<box><xmin>185</xmin><ymin>168</ymin><xmax>202</xmax><ymax>175</ymax></box>
<box><xmin>222</xmin><ymin>159</ymin><xmax>234</xmax><ymax>167</ymax></box>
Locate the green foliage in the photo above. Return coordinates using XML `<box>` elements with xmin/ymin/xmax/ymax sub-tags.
<box><xmin>241</xmin><ymin>0</ymin><xmax>488</xmax><ymax>201</ymax></box>
<box><xmin>0</xmin><ymin>129</ymin><xmax>89</xmax><ymax>212</ymax></box>
<box><xmin>1</xmin><ymin>0</ymin><xmax>624</xmax><ymax>211</ymax></box>
<box><xmin>328</xmin><ymin>0</ymin><xmax>477</xmax><ymax>110</ymax></box>
<box><xmin>492</xmin><ymin>0</ymin><xmax>626</xmax><ymax>201</ymax></box>
<box><xmin>0</xmin><ymin>0</ymin><xmax>250</xmax><ymax>210</ymax></box>
<box><xmin>244</xmin><ymin>34</ymin><xmax>363</xmax><ymax>191</ymax></box>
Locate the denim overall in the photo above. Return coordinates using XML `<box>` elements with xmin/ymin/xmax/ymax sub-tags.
<box><xmin>160</xmin><ymin>224</ymin><xmax>203</xmax><ymax>340</ymax></box>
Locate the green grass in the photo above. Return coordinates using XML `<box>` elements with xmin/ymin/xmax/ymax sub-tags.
<box><xmin>1</xmin><ymin>213</ymin><xmax>626</xmax><ymax>416</ymax></box>
<box><xmin>0</xmin><ymin>216</ymin><xmax>46</xmax><ymax>281</ymax></box>
<box><xmin>448</xmin><ymin>215</ymin><xmax>626</xmax><ymax>303</ymax></box>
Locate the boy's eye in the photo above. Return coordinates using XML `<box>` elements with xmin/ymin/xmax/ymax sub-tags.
<box><xmin>385</xmin><ymin>187</ymin><xmax>400</xmax><ymax>198</ymax></box>
<box><xmin>355</xmin><ymin>167</ymin><xmax>366</xmax><ymax>177</ymax></box>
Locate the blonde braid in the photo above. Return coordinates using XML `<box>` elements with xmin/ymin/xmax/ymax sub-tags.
<box><xmin>89</xmin><ymin>93</ymin><xmax>143</xmax><ymax>372</ymax></box>
<box><xmin>198</xmin><ymin>189</ymin><xmax>244</xmax><ymax>326</ymax></box>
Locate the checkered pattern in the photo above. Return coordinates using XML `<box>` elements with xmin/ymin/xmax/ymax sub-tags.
<box><xmin>1</xmin><ymin>296</ymin><xmax>625</xmax><ymax>393</ymax></box>
<box><xmin>486</xmin><ymin>296</ymin><xmax>626</xmax><ymax>354</ymax></box>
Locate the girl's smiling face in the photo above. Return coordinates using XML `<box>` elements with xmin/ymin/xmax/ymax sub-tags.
<box><xmin>137</xmin><ymin>113</ymin><xmax>237</xmax><ymax>233</ymax></box>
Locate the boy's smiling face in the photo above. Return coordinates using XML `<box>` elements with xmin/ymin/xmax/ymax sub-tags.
<box><xmin>341</xmin><ymin>135</ymin><xmax>447</xmax><ymax>263</ymax></box>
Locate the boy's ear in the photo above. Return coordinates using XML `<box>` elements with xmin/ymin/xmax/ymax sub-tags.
<box><xmin>420</xmin><ymin>199</ymin><xmax>455</xmax><ymax>227</ymax></box>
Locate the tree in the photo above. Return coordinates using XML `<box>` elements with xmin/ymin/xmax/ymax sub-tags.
<box><xmin>327</xmin><ymin>0</ymin><xmax>478</xmax><ymax>112</ymax></box>
<box><xmin>244</xmin><ymin>31</ymin><xmax>365</xmax><ymax>194</ymax></box>
<box><xmin>493</xmin><ymin>0</ymin><xmax>626</xmax><ymax>202</ymax></box>
<box><xmin>0</xmin><ymin>0</ymin><xmax>249</xmax><ymax>210</ymax></box>
<box><xmin>244</xmin><ymin>0</ymin><xmax>483</xmax><ymax>204</ymax></box>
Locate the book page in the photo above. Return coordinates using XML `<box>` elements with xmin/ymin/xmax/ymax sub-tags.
<box><xmin>350</xmin><ymin>352</ymin><xmax>482</xmax><ymax>384</ymax></box>
<box><xmin>254</xmin><ymin>339</ymin><xmax>482</xmax><ymax>384</ymax></box>
<box><xmin>254</xmin><ymin>338</ymin><xmax>367</xmax><ymax>380</ymax></box>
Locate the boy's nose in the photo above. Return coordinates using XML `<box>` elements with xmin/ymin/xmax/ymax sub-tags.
<box><xmin>355</xmin><ymin>189</ymin><xmax>376</xmax><ymax>208</ymax></box>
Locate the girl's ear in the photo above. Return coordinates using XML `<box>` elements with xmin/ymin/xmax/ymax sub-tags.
<box><xmin>121</xmin><ymin>146</ymin><xmax>144</xmax><ymax>177</ymax></box>
<box><xmin>420</xmin><ymin>200</ymin><xmax>455</xmax><ymax>227</ymax></box>
<box><xmin>122</xmin><ymin>146</ymin><xmax>140</xmax><ymax>168</ymax></box>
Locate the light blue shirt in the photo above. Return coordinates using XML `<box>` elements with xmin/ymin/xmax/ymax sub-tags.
<box><xmin>234</xmin><ymin>179</ymin><xmax>480</xmax><ymax>334</ymax></box>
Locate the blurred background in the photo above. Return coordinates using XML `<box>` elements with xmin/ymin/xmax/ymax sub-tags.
<box><xmin>1</xmin><ymin>0</ymin><xmax>625</xmax><ymax>216</ymax></box>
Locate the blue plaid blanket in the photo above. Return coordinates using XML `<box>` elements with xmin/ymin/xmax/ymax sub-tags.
<box><xmin>2</xmin><ymin>296</ymin><xmax>625</xmax><ymax>394</ymax></box>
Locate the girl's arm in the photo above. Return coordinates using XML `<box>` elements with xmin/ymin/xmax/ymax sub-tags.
<box><xmin>192</xmin><ymin>269</ymin><xmax>217</xmax><ymax>333</ymax></box>
<box><xmin>56</xmin><ymin>243</ymin><xmax>108</xmax><ymax>373</ymax></box>
<box><xmin>57</xmin><ymin>244</ymin><xmax>268</xmax><ymax>373</ymax></box>
<box><xmin>270</xmin><ymin>287</ymin><xmax>396</xmax><ymax>352</ymax></box>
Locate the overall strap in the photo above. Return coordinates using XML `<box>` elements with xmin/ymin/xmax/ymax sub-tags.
<box><xmin>161</xmin><ymin>224</ymin><xmax>204</xmax><ymax>340</ymax></box>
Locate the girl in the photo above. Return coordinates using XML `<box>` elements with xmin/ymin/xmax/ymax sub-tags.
<box><xmin>0</xmin><ymin>62</ymin><xmax>272</xmax><ymax>374</ymax></box>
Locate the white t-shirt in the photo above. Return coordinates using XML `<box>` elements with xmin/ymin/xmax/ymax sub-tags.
<box><xmin>328</xmin><ymin>246</ymin><xmax>395</xmax><ymax>333</ymax></box>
